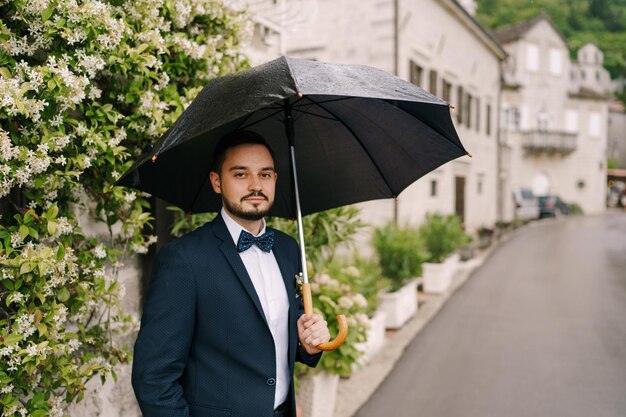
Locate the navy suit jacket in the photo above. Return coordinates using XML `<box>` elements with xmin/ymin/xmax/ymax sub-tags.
<box><xmin>132</xmin><ymin>214</ymin><xmax>321</xmax><ymax>417</ymax></box>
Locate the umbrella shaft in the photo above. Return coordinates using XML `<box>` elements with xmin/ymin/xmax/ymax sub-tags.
<box><xmin>290</xmin><ymin>145</ymin><xmax>310</xmax><ymax>284</ymax></box>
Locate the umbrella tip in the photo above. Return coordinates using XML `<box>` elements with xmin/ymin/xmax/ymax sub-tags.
<box><xmin>151</xmin><ymin>155</ymin><xmax>158</xmax><ymax>162</ymax></box>
<box><xmin>466</xmin><ymin>152</ymin><xmax>473</xmax><ymax>158</ymax></box>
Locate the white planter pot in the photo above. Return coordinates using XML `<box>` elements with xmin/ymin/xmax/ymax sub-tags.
<box><xmin>378</xmin><ymin>279</ymin><xmax>418</xmax><ymax>329</ymax></box>
<box><xmin>296</xmin><ymin>372</ymin><xmax>339</xmax><ymax>417</ymax></box>
<box><xmin>423</xmin><ymin>254</ymin><xmax>458</xmax><ymax>294</ymax></box>
<box><xmin>355</xmin><ymin>310</ymin><xmax>387</xmax><ymax>366</ymax></box>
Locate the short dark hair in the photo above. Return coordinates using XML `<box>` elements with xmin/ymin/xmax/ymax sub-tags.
<box><xmin>211</xmin><ymin>130</ymin><xmax>275</xmax><ymax>174</ymax></box>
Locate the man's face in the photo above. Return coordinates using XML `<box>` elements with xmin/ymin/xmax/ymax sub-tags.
<box><xmin>210</xmin><ymin>143</ymin><xmax>277</xmax><ymax>222</ymax></box>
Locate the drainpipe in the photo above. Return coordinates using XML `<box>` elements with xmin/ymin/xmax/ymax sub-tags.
<box><xmin>496</xmin><ymin>64</ymin><xmax>504</xmax><ymax>222</ymax></box>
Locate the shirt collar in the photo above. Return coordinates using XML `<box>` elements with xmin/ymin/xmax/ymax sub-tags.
<box><xmin>221</xmin><ymin>207</ymin><xmax>267</xmax><ymax>246</ymax></box>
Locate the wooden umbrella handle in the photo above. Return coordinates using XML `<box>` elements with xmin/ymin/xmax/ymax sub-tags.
<box><xmin>302</xmin><ymin>282</ymin><xmax>349</xmax><ymax>352</ymax></box>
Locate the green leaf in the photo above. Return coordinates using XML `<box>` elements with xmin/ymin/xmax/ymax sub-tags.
<box><xmin>28</xmin><ymin>227</ymin><xmax>39</xmax><ymax>239</ymax></box>
<box><xmin>2</xmin><ymin>334</ymin><xmax>23</xmax><ymax>345</ymax></box>
<box><xmin>56</xmin><ymin>244</ymin><xmax>65</xmax><ymax>260</ymax></box>
<box><xmin>19</xmin><ymin>225</ymin><xmax>29</xmax><ymax>239</ymax></box>
<box><xmin>41</xmin><ymin>5</ymin><xmax>53</xmax><ymax>22</ymax></box>
<box><xmin>47</xmin><ymin>221</ymin><xmax>57</xmax><ymax>236</ymax></box>
<box><xmin>47</xmin><ymin>204</ymin><xmax>59</xmax><ymax>219</ymax></box>
<box><xmin>57</xmin><ymin>287</ymin><xmax>70</xmax><ymax>302</ymax></box>
<box><xmin>38</xmin><ymin>323</ymin><xmax>47</xmax><ymax>336</ymax></box>
<box><xmin>20</xmin><ymin>262</ymin><xmax>34</xmax><ymax>275</ymax></box>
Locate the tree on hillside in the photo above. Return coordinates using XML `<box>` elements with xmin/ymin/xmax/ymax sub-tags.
<box><xmin>0</xmin><ymin>1</ymin><xmax>249</xmax><ymax>415</ymax></box>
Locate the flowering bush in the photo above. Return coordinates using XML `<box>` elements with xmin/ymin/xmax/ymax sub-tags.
<box><xmin>325</xmin><ymin>256</ymin><xmax>383</xmax><ymax>317</ymax></box>
<box><xmin>0</xmin><ymin>1</ymin><xmax>248</xmax><ymax>415</ymax></box>
<box><xmin>268</xmin><ymin>208</ymin><xmax>369</xmax><ymax>376</ymax></box>
<box><xmin>296</xmin><ymin>272</ymin><xmax>369</xmax><ymax>377</ymax></box>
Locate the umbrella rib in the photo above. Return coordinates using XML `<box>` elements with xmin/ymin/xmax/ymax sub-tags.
<box><xmin>304</xmin><ymin>96</ymin><xmax>397</xmax><ymax>196</ymax></box>
<box><xmin>293</xmin><ymin>97</ymin><xmax>353</xmax><ymax>107</ymax></box>
<box><xmin>239</xmin><ymin>97</ymin><xmax>307</xmax><ymax>130</ymax></box>
<box><xmin>238</xmin><ymin>107</ymin><xmax>284</xmax><ymax>130</ymax></box>
<box><xmin>292</xmin><ymin>109</ymin><xmax>338</xmax><ymax>122</ymax></box>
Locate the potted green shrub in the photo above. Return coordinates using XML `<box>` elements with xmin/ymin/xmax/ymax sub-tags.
<box><xmin>372</xmin><ymin>223</ymin><xmax>428</xmax><ymax>329</ymax></box>
<box><xmin>419</xmin><ymin>214</ymin><xmax>467</xmax><ymax>294</ymax></box>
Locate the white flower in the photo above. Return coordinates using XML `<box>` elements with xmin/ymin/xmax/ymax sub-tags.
<box><xmin>124</xmin><ymin>191</ymin><xmax>136</xmax><ymax>203</ymax></box>
<box><xmin>67</xmin><ymin>338</ymin><xmax>81</xmax><ymax>353</ymax></box>
<box><xmin>338</xmin><ymin>296</ymin><xmax>354</xmax><ymax>309</ymax></box>
<box><xmin>25</xmin><ymin>343</ymin><xmax>38</xmax><ymax>357</ymax></box>
<box><xmin>88</xmin><ymin>86</ymin><xmax>102</xmax><ymax>100</ymax></box>
<box><xmin>0</xmin><ymin>129</ymin><xmax>18</xmax><ymax>161</ymax></box>
<box><xmin>93</xmin><ymin>244</ymin><xmax>107</xmax><ymax>259</ymax></box>
<box><xmin>131</xmin><ymin>242</ymin><xmax>148</xmax><ymax>254</ymax></box>
<box><xmin>343</xmin><ymin>265</ymin><xmax>360</xmax><ymax>277</ymax></box>
<box><xmin>16</xmin><ymin>313</ymin><xmax>36</xmax><ymax>338</ymax></box>
<box><xmin>355</xmin><ymin>313</ymin><xmax>370</xmax><ymax>325</ymax></box>
<box><xmin>10</xmin><ymin>231</ymin><xmax>23</xmax><ymax>247</ymax></box>
<box><xmin>352</xmin><ymin>293</ymin><xmax>368</xmax><ymax>308</ymax></box>
<box><xmin>0</xmin><ymin>346</ymin><xmax>14</xmax><ymax>357</ymax></box>
<box><xmin>316</xmin><ymin>273</ymin><xmax>331</xmax><ymax>284</ymax></box>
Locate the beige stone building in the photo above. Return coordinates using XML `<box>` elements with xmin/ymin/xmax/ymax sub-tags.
<box><xmin>245</xmin><ymin>0</ymin><xmax>505</xmax><ymax>236</ymax></box>
<box><xmin>493</xmin><ymin>15</ymin><xmax>609</xmax><ymax>218</ymax></box>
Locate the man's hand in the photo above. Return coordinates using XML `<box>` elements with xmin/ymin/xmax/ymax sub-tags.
<box><xmin>297</xmin><ymin>314</ymin><xmax>330</xmax><ymax>355</ymax></box>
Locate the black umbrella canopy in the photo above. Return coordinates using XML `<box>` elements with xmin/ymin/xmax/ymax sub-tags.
<box><xmin>117</xmin><ymin>56</ymin><xmax>468</xmax><ymax>218</ymax></box>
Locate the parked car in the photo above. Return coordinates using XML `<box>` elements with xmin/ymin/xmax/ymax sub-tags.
<box><xmin>512</xmin><ymin>188</ymin><xmax>540</xmax><ymax>220</ymax></box>
<box><xmin>538</xmin><ymin>195</ymin><xmax>570</xmax><ymax>217</ymax></box>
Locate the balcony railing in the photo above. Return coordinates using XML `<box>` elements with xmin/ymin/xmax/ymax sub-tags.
<box><xmin>521</xmin><ymin>130</ymin><xmax>578</xmax><ymax>155</ymax></box>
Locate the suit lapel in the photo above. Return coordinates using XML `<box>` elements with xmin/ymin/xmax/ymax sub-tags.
<box><xmin>213</xmin><ymin>215</ymin><xmax>269</xmax><ymax>328</ymax></box>
<box><xmin>271</xmin><ymin>231</ymin><xmax>299</xmax><ymax>371</ymax></box>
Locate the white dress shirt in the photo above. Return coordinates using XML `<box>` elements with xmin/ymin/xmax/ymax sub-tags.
<box><xmin>221</xmin><ymin>209</ymin><xmax>290</xmax><ymax>409</ymax></box>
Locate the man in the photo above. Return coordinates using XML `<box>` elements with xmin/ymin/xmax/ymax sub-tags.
<box><xmin>132</xmin><ymin>130</ymin><xmax>330</xmax><ymax>417</ymax></box>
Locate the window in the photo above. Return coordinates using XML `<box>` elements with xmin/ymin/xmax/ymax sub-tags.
<box><xmin>477</xmin><ymin>177</ymin><xmax>483</xmax><ymax>194</ymax></box>
<box><xmin>565</xmin><ymin>110</ymin><xmax>578</xmax><ymax>133</ymax></box>
<box><xmin>442</xmin><ymin>80</ymin><xmax>452</xmax><ymax>102</ymax></box>
<box><xmin>429</xmin><ymin>70</ymin><xmax>438</xmax><ymax>96</ymax></box>
<box><xmin>589</xmin><ymin>112</ymin><xmax>601</xmax><ymax>137</ymax></box>
<box><xmin>526</xmin><ymin>43</ymin><xmax>539</xmax><ymax>72</ymax></box>
<box><xmin>475</xmin><ymin>98</ymin><xmax>481</xmax><ymax>132</ymax></box>
<box><xmin>537</xmin><ymin>110</ymin><xmax>549</xmax><ymax>132</ymax></box>
<box><xmin>457</xmin><ymin>86</ymin><xmax>464</xmax><ymax>124</ymax></box>
<box><xmin>486</xmin><ymin>104</ymin><xmax>492</xmax><ymax>136</ymax></box>
<box><xmin>409</xmin><ymin>61</ymin><xmax>423</xmax><ymax>87</ymax></box>
<box><xmin>549</xmin><ymin>48</ymin><xmax>562</xmax><ymax>75</ymax></box>
<box><xmin>466</xmin><ymin>93</ymin><xmax>472</xmax><ymax>129</ymax></box>
<box><xmin>596</xmin><ymin>70</ymin><xmax>600</xmax><ymax>81</ymax></box>
<box><xmin>520</xmin><ymin>106</ymin><xmax>529</xmax><ymax>130</ymax></box>
<box><xmin>430</xmin><ymin>180</ymin><xmax>438</xmax><ymax>197</ymax></box>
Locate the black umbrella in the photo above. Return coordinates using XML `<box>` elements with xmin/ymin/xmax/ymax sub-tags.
<box><xmin>118</xmin><ymin>56</ymin><xmax>468</xmax><ymax>350</ymax></box>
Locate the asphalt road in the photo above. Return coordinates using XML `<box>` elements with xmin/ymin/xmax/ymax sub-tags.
<box><xmin>355</xmin><ymin>212</ymin><xmax>626</xmax><ymax>417</ymax></box>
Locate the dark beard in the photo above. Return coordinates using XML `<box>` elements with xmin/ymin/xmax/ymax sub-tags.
<box><xmin>222</xmin><ymin>193</ymin><xmax>273</xmax><ymax>221</ymax></box>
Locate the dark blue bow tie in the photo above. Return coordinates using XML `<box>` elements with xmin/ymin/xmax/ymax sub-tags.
<box><xmin>237</xmin><ymin>229</ymin><xmax>275</xmax><ymax>253</ymax></box>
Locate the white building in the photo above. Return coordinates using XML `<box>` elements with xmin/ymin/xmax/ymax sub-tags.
<box><xmin>493</xmin><ymin>15</ymin><xmax>608</xmax><ymax>217</ymax></box>
<box><xmin>245</xmin><ymin>0</ymin><xmax>505</xmax><ymax>235</ymax></box>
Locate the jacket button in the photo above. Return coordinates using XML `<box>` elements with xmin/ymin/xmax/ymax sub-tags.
<box><xmin>267</xmin><ymin>378</ymin><xmax>276</xmax><ymax>386</ymax></box>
